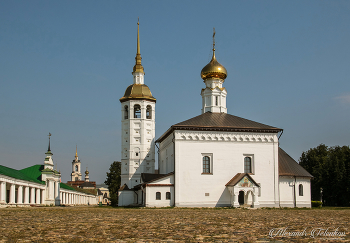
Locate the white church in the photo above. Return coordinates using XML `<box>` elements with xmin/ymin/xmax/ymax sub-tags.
<box><xmin>118</xmin><ymin>22</ymin><xmax>312</xmax><ymax>208</ymax></box>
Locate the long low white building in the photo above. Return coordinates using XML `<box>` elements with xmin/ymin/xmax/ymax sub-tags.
<box><xmin>0</xmin><ymin>139</ymin><xmax>97</xmax><ymax>207</ymax></box>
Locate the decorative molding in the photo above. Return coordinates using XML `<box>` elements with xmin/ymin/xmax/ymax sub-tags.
<box><xmin>175</xmin><ymin>131</ymin><xmax>277</xmax><ymax>143</ymax></box>
<box><xmin>144</xmin><ymin>184</ymin><xmax>174</xmax><ymax>187</ymax></box>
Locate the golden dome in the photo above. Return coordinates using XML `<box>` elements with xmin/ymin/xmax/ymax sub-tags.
<box><xmin>201</xmin><ymin>50</ymin><xmax>227</xmax><ymax>80</ymax></box>
<box><xmin>119</xmin><ymin>84</ymin><xmax>156</xmax><ymax>102</ymax></box>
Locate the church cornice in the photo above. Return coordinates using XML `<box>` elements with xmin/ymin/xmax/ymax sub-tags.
<box><xmin>174</xmin><ymin>130</ymin><xmax>278</xmax><ymax>143</ymax></box>
<box><xmin>156</xmin><ymin>126</ymin><xmax>281</xmax><ymax>143</ymax></box>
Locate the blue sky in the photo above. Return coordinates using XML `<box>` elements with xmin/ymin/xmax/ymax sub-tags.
<box><xmin>1</xmin><ymin>1</ymin><xmax>349</xmax><ymax>184</ymax></box>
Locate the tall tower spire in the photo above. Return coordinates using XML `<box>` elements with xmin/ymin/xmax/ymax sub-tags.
<box><xmin>47</xmin><ymin>132</ymin><xmax>51</xmax><ymax>152</ymax></box>
<box><xmin>133</xmin><ymin>18</ymin><xmax>144</xmax><ymax>74</ymax></box>
<box><xmin>118</xmin><ymin>19</ymin><xmax>156</xmax><ymax>198</ymax></box>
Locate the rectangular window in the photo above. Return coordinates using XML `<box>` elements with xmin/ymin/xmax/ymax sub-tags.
<box><xmin>166</xmin><ymin>192</ymin><xmax>171</xmax><ymax>200</ymax></box>
<box><xmin>156</xmin><ymin>192</ymin><xmax>161</xmax><ymax>200</ymax></box>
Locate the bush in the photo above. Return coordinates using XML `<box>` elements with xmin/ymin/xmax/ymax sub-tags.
<box><xmin>312</xmin><ymin>201</ymin><xmax>322</xmax><ymax>208</ymax></box>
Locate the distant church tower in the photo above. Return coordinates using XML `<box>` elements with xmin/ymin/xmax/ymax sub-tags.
<box><xmin>71</xmin><ymin>146</ymin><xmax>82</xmax><ymax>181</ymax></box>
<box><xmin>201</xmin><ymin>28</ymin><xmax>228</xmax><ymax>114</ymax></box>
<box><xmin>119</xmin><ymin>20</ymin><xmax>156</xmax><ymax>188</ymax></box>
<box><xmin>85</xmin><ymin>167</ymin><xmax>90</xmax><ymax>182</ymax></box>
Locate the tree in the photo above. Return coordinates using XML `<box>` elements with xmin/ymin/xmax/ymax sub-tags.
<box><xmin>104</xmin><ymin>161</ymin><xmax>121</xmax><ymax>206</ymax></box>
<box><xmin>299</xmin><ymin>144</ymin><xmax>350</xmax><ymax>206</ymax></box>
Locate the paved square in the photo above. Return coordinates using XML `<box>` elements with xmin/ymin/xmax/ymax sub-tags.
<box><xmin>0</xmin><ymin>207</ymin><xmax>349</xmax><ymax>242</ymax></box>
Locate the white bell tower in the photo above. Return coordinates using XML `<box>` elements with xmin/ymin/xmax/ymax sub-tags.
<box><xmin>71</xmin><ymin>145</ymin><xmax>82</xmax><ymax>181</ymax></box>
<box><xmin>119</xmin><ymin>20</ymin><xmax>156</xmax><ymax>189</ymax></box>
<box><xmin>200</xmin><ymin>28</ymin><xmax>228</xmax><ymax>114</ymax></box>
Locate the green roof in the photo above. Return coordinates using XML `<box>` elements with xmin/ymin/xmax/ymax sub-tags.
<box><xmin>60</xmin><ymin>183</ymin><xmax>77</xmax><ymax>191</ymax></box>
<box><xmin>20</xmin><ymin>164</ymin><xmax>44</xmax><ymax>182</ymax></box>
<box><xmin>0</xmin><ymin>164</ymin><xmax>45</xmax><ymax>185</ymax></box>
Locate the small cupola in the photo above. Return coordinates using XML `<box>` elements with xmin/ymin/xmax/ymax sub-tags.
<box><xmin>200</xmin><ymin>28</ymin><xmax>227</xmax><ymax>81</ymax></box>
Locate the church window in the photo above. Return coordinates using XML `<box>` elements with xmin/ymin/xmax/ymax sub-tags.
<box><xmin>215</xmin><ymin>96</ymin><xmax>218</xmax><ymax>106</ymax></box>
<box><xmin>136</xmin><ymin>152</ymin><xmax>138</xmax><ymax>156</ymax></box>
<box><xmin>75</xmin><ymin>165</ymin><xmax>78</xmax><ymax>172</ymax></box>
<box><xmin>134</xmin><ymin>105</ymin><xmax>141</xmax><ymax>118</ymax></box>
<box><xmin>299</xmin><ymin>184</ymin><xmax>303</xmax><ymax>196</ymax></box>
<box><xmin>124</xmin><ymin>105</ymin><xmax>128</xmax><ymax>119</ymax></box>
<box><xmin>166</xmin><ymin>192</ymin><xmax>171</xmax><ymax>200</ymax></box>
<box><xmin>156</xmin><ymin>192</ymin><xmax>161</xmax><ymax>200</ymax></box>
<box><xmin>203</xmin><ymin>156</ymin><xmax>210</xmax><ymax>173</ymax></box>
<box><xmin>146</xmin><ymin>105</ymin><xmax>152</xmax><ymax>119</ymax></box>
<box><xmin>244</xmin><ymin>157</ymin><xmax>252</xmax><ymax>173</ymax></box>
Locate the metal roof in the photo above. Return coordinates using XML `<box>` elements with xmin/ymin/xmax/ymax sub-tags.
<box><xmin>225</xmin><ymin>173</ymin><xmax>260</xmax><ymax>187</ymax></box>
<box><xmin>0</xmin><ymin>164</ymin><xmax>45</xmax><ymax>185</ymax></box>
<box><xmin>157</xmin><ymin>112</ymin><xmax>282</xmax><ymax>143</ymax></box>
<box><xmin>279</xmin><ymin>148</ymin><xmax>313</xmax><ymax>177</ymax></box>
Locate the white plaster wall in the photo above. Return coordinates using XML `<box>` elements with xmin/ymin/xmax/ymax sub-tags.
<box><xmin>145</xmin><ymin>186</ymin><xmax>174</xmax><ymax>207</ymax></box>
<box><xmin>279</xmin><ymin>177</ymin><xmax>311</xmax><ymax>208</ymax></box>
<box><xmin>158</xmin><ymin>134</ymin><xmax>175</xmax><ymax>174</ymax></box>
<box><xmin>279</xmin><ymin>176</ymin><xmax>295</xmax><ymax>207</ymax></box>
<box><xmin>296</xmin><ymin>178</ymin><xmax>311</xmax><ymax>207</ymax></box>
<box><xmin>120</xmin><ymin>99</ymin><xmax>156</xmax><ymax>189</ymax></box>
<box><xmin>118</xmin><ymin>190</ymin><xmax>135</xmax><ymax>206</ymax></box>
<box><xmin>161</xmin><ymin>130</ymin><xmax>280</xmax><ymax>207</ymax></box>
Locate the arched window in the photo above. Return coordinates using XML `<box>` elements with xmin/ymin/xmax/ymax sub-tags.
<box><xmin>75</xmin><ymin>165</ymin><xmax>78</xmax><ymax>172</ymax></box>
<box><xmin>299</xmin><ymin>184</ymin><xmax>303</xmax><ymax>196</ymax></box>
<box><xmin>124</xmin><ymin>105</ymin><xmax>128</xmax><ymax>119</ymax></box>
<box><xmin>156</xmin><ymin>192</ymin><xmax>161</xmax><ymax>200</ymax></box>
<box><xmin>134</xmin><ymin>104</ymin><xmax>141</xmax><ymax>118</ymax></box>
<box><xmin>146</xmin><ymin>105</ymin><xmax>152</xmax><ymax>119</ymax></box>
<box><xmin>244</xmin><ymin>157</ymin><xmax>251</xmax><ymax>173</ymax></box>
<box><xmin>166</xmin><ymin>192</ymin><xmax>171</xmax><ymax>200</ymax></box>
<box><xmin>203</xmin><ymin>156</ymin><xmax>210</xmax><ymax>173</ymax></box>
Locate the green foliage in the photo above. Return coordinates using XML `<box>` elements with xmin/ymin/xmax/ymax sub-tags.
<box><xmin>311</xmin><ymin>201</ymin><xmax>322</xmax><ymax>208</ymax></box>
<box><xmin>109</xmin><ymin>192</ymin><xmax>118</xmax><ymax>207</ymax></box>
<box><xmin>105</xmin><ymin>161</ymin><xmax>121</xmax><ymax>206</ymax></box>
<box><xmin>299</xmin><ymin>144</ymin><xmax>350</xmax><ymax>206</ymax></box>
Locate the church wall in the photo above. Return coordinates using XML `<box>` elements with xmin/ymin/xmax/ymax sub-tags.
<box><xmin>158</xmin><ymin>134</ymin><xmax>175</xmax><ymax>174</ymax></box>
<box><xmin>172</xmin><ymin>130</ymin><xmax>279</xmax><ymax>207</ymax></box>
<box><xmin>279</xmin><ymin>177</ymin><xmax>311</xmax><ymax>207</ymax></box>
<box><xmin>145</xmin><ymin>185</ymin><xmax>174</xmax><ymax>207</ymax></box>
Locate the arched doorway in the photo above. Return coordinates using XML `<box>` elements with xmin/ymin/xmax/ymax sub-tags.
<box><xmin>238</xmin><ymin>191</ymin><xmax>244</xmax><ymax>205</ymax></box>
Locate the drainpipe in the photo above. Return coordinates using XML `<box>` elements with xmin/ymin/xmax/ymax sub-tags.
<box><xmin>293</xmin><ymin>176</ymin><xmax>297</xmax><ymax>208</ymax></box>
<box><xmin>155</xmin><ymin>143</ymin><xmax>159</xmax><ymax>174</ymax></box>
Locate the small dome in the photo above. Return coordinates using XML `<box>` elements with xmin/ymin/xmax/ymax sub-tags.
<box><xmin>85</xmin><ymin>170</ymin><xmax>89</xmax><ymax>175</ymax></box>
<box><xmin>201</xmin><ymin>51</ymin><xmax>227</xmax><ymax>80</ymax></box>
<box><xmin>120</xmin><ymin>84</ymin><xmax>156</xmax><ymax>102</ymax></box>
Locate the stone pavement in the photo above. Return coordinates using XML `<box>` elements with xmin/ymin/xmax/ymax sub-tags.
<box><xmin>0</xmin><ymin>207</ymin><xmax>349</xmax><ymax>242</ymax></box>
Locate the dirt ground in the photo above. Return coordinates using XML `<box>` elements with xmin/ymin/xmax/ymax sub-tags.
<box><xmin>0</xmin><ymin>207</ymin><xmax>349</xmax><ymax>242</ymax></box>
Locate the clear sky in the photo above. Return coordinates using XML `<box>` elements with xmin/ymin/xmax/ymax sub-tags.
<box><xmin>1</xmin><ymin>1</ymin><xmax>349</xmax><ymax>184</ymax></box>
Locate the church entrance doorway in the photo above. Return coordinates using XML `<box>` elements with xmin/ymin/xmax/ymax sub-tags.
<box><xmin>238</xmin><ymin>191</ymin><xmax>244</xmax><ymax>205</ymax></box>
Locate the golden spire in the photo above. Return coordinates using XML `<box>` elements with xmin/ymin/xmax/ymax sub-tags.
<box><xmin>200</xmin><ymin>28</ymin><xmax>227</xmax><ymax>80</ymax></box>
<box><xmin>212</xmin><ymin>27</ymin><xmax>216</xmax><ymax>59</ymax></box>
<box><xmin>133</xmin><ymin>18</ymin><xmax>144</xmax><ymax>73</ymax></box>
<box><xmin>75</xmin><ymin>145</ymin><xmax>78</xmax><ymax>159</ymax></box>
